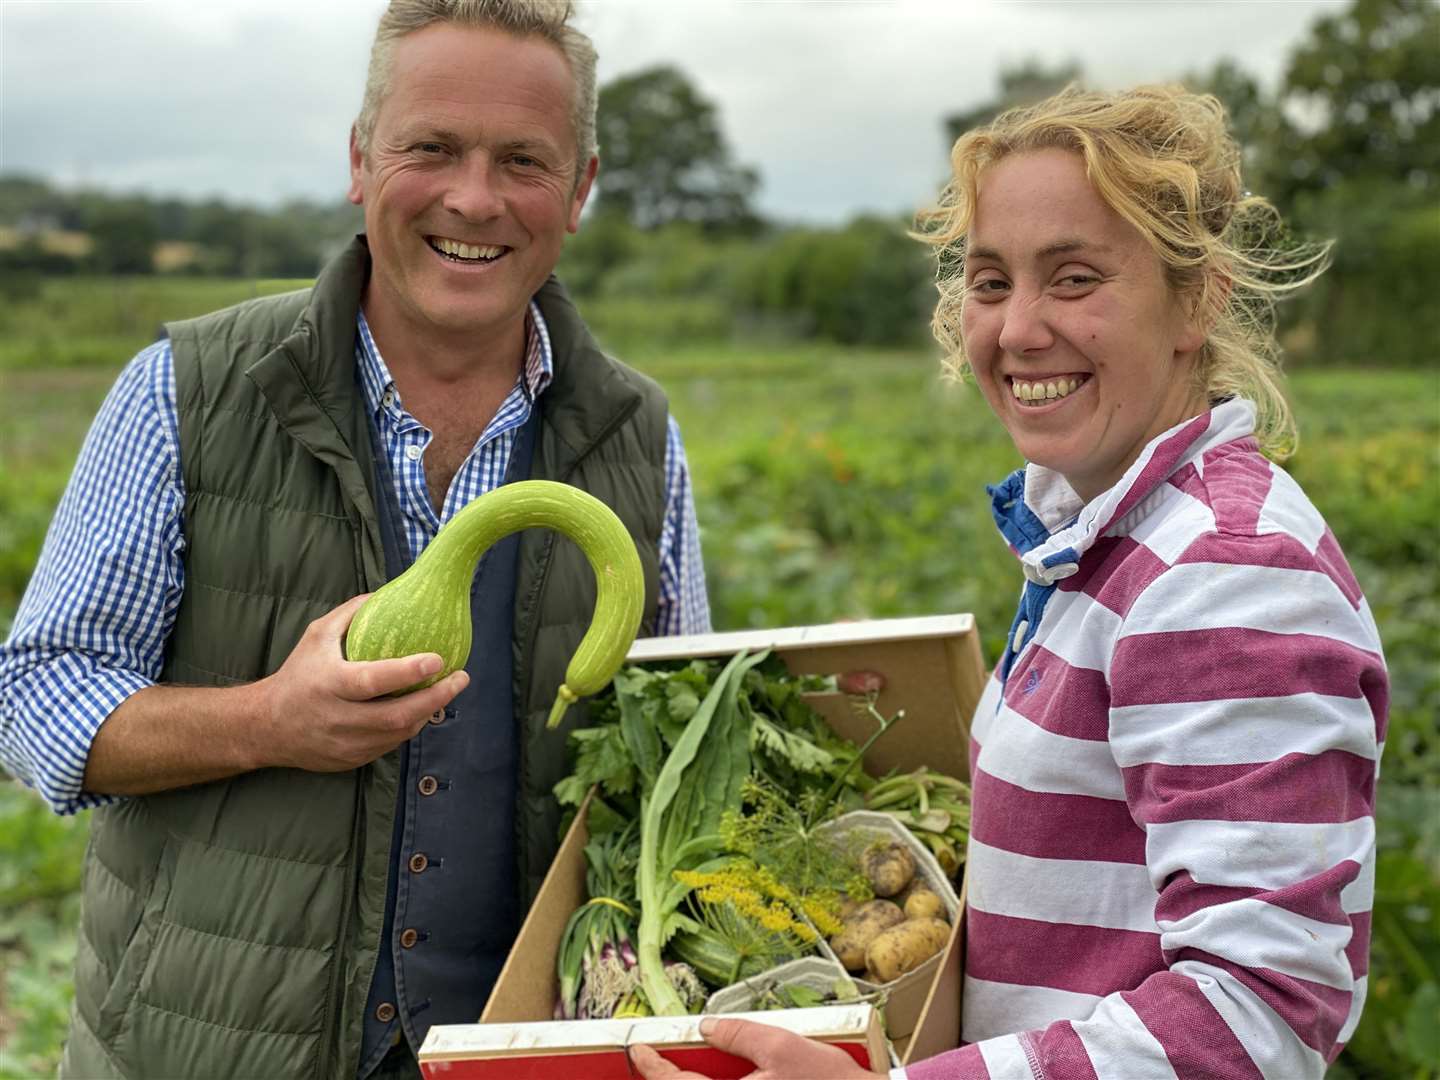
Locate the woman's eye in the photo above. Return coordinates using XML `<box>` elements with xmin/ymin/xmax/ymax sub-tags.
<box><xmin>969</xmin><ymin>278</ymin><xmax>1009</xmax><ymax>297</ymax></box>
<box><xmin>1055</xmin><ymin>273</ymin><xmax>1100</xmax><ymax>289</ymax></box>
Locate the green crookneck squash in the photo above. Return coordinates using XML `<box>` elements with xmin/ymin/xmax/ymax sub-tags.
<box><xmin>344</xmin><ymin>479</ymin><xmax>645</xmax><ymax>728</ymax></box>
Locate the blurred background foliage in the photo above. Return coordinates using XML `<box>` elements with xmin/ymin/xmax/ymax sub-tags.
<box><xmin>3</xmin><ymin>0</ymin><xmax>1436</xmax><ymax>366</ymax></box>
<box><xmin>1</xmin><ymin>0</ymin><xmax>1436</xmax><ymax>1076</ymax></box>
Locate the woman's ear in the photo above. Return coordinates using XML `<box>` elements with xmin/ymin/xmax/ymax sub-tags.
<box><xmin>1178</xmin><ymin>271</ymin><xmax>1231</xmax><ymax>354</ymax></box>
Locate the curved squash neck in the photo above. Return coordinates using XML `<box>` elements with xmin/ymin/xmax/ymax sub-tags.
<box><xmin>416</xmin><ymin>498</ymin><xmax>515</xmax><ymax>577</ymax></box>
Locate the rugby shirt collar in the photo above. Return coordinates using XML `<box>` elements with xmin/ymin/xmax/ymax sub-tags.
<box><xmin>988</xmin><ymin>398</ymin><xmax>1258</xmax><ymax>585</ymax></box>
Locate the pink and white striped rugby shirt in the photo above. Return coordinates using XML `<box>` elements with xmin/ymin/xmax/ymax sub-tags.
<box><xmin>905</xmin><ymin>399</ymin><xmax>1387</xmax><ymax>1080</ymax></box>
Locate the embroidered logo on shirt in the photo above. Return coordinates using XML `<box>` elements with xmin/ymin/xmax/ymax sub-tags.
<box><xmin>1023</xmin><ymin>668</ymin><xmax>1043</xmax><ymax>695</ymax></box>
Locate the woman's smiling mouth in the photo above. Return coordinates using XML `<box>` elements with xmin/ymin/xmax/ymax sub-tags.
<box><xmin>1010</xmin><ymin>373</ymin><xmax>1091</xmax><ymax>406</ymax></box>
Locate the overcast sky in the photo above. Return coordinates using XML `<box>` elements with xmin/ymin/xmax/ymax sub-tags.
<box><xmin>1</xmin><ymin>0</ymin><xmax>1346</xmax><ymax>225</ymax></box>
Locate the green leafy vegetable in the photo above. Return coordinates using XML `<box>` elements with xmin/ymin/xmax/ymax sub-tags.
<box><xmin>636</xmin><ymin>649</ymin><xmax>767</xmax><ymax>1014</ymax></box>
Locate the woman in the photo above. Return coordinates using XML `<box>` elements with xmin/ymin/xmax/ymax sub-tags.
<box><xmin>632</xmin><ymin>83</ymin><xmax>1387</xmax><ymax>1080</ymax></box>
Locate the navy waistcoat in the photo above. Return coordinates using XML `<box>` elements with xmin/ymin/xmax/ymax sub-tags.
<box><xmin>357</xmin><ymin>409</ymin><xmax>538</xmax><ymax>1076</ymax></box>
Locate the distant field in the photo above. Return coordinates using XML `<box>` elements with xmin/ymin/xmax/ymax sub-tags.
<box><xmin>0</xmin><ymin>276</ymin><xmax>312</xmax><ymax>371</ymax></box>
<box><xmin>1</xmin><ymin>278</ymin><xmax>1436</xmax><ymax>1078</ymax></box>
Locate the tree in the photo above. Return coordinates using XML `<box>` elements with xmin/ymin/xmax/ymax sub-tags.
<box><xmin>594</xmin><ymin>66</ymin><xmax>761</xmax><ymax>232</ymax></box>
<box><xmin>1189</xmin><ymin>59</ymin><xmax>1297</xmax><ymax>201</ymax></box>
<box><xmin>1276</xmin><ymin>0</ymin><xmax>1440</xmax><ymax>200</ymax></box>
<box><xmin>87</xmin><ymin>200</ymin><xmax>159</xmax><ymax>275</ymax></box>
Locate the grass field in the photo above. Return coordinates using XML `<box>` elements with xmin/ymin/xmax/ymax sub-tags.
<box><xmin>1</xmin><ymin>278</ymin><xmax>1436</xmax><ymax>1077</ymax></box>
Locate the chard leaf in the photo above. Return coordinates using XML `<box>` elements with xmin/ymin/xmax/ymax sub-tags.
<box><xmin>637</xmin><ymin>650</ymin><xmax>769</xmax><ymax>1015</ymax></box>
<box><xmin>660</xmin><ymin>663</ymin><xmax>754</xmax><ymax>872</ymax></box>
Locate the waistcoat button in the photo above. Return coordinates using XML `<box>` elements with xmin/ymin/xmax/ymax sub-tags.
<box><xmin>409</xmin><ymin>852</ymin><xmax>429</xmax><ymax>874</ymax></box>
<box><xmin>375</xmin><ymin>1002</ymin><xmax>396</xmax><ymax>1023</ymax></box>
<box><xmin>428</xmin><ymin>710</ymin><xmax>444</xmax><ymax>725</ymax></box>
<box><xmin>400</xmin><ymin>928</ymin><xmax>419</xmax><ymax>949</ymax></box>
<box><xmin>418</xmin><ymin>775</ymin><xmax>438</xmax><ymax>796</ymax></box>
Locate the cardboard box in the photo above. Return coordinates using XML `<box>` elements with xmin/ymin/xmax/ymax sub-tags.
<box><xmin>423</xmin><ymin>614</ymin><xmax>987</xmax><ymax>1072</ymax></box>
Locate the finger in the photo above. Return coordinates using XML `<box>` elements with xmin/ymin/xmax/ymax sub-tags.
<box><xmin>337</xmin><ymin>671</ymin><xmax>469</xmax><ymax>747</ymax></box>
<box><xmin>700</xmin><ymin>1018</ymin><xmax>783</xmax><ymax>1064</ymax></box>
<box><xmin>320</xmin><ymin>593</ymin><xmax>373</xmax><ymax>637</ymax></box>
<box><xmin>313</xmin><ymin>594</ymin><xmax>375</xmax><ymax>656</ymax></box>
<box><xmin>402</xmin><ymin>672</ymin><xmax>469</xmax><ymax>733</ymax></box>
<box><xmin>340</xmin><ymin>654</ymin><xmax>447</xmax><ymax>701</ymax></box>
<box><xmin>702</xmin><ymin>1018</ymin><xmax>857</xmax><ymax>1076</ymax></box>
<box><xmin>627</xmin><ymin>1043</ymin><xmax>699</xmax><ymax>1079</ymax></box>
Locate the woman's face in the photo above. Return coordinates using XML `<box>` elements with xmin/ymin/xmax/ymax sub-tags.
<box><xmin>961</xmin><ymin>148</ymin><xmax>1209</xmax><ymax>502</ymax></box>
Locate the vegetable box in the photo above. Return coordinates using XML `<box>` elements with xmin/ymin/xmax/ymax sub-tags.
<box><xmin>419</xmin><ymin>614</ymin><xmax>988</xmax><ymax>1074</ymax></box>
<box><xmin>417</xmin><ymin>1004</ymin><xmax>887</xmax><ymax>1078</ymax></box>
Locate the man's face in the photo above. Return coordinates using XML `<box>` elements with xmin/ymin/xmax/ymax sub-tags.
<box><xmin>347</xmin><ymin>23</ymin><xmax>596</xmax><ymax>348</ymax></box>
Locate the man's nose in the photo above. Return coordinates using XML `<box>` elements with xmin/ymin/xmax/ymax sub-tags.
<box><xmin>442</xmin><ymin>156</ymin><xmax>505</xmax><ymax>221</ymax></box>
<box><xmin>996</xmin><ymin>292</ymin><xmax>1054</xmax><ymax>355</ymax></box>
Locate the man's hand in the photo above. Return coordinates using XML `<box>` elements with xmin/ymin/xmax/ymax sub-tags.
<box><xmin>84</xmin><ymin>594</ymin><xmax>472</xmax><ymax>797</ymax></box>
<box><xmin>252</xmin><ymin>594</ymin><xmax>469</xmax><ymax>772</ymax></box>
<box><xmin>628</xmin><ymin>1017</ymin><xmax>885</xmax><ymax>1080</ymax></box>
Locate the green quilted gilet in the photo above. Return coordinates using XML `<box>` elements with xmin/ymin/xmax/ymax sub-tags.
<box><xmin>61</xmin><ymin>239</ymin><xmax>668</xmax><ymax>1079</ymax></box>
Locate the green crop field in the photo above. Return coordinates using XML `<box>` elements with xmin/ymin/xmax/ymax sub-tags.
<box><xmin>1</xmin><ymin>278</ymin><xmax>1436</xmax><ymax>1077</ymax></box>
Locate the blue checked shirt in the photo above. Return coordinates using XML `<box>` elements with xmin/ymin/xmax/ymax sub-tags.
<box><xmin>1</xmin><ymin>303</ymin><xmax>710</xmax><ymax>814</ymax></box>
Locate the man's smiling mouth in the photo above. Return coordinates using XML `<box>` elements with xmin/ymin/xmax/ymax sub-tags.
<box><xmin>427</xmin><ymin>236</ymin><xmax>509</xmax><ymax>263</ymax></box>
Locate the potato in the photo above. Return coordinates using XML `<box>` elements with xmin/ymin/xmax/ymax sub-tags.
<box><xmin>864</xmin><ymin>916</ymin><xmax>952</xmax><ymax>984</ymax></box>
<box><xmin>827</xmin><ymin>899</ymin><xmax>905</xmax><ymax>972</ymax></box>
<box><xmin>863</xmin><ymin>841</ymin><xmax>917</xmax><ymax>898</ymax></box>
<box><xmin>891</xmin><ymin>878</ymin><xmax>924</xmax><ymax>906</ymax></box>
<box><xmin>903</xmin><ymin>887</ymin><xmax>945</xmax><ymax>921</ymax></box>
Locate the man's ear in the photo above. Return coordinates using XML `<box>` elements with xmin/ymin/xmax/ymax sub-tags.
<box><xmin>347</xmin><ymin>126</ymin><xmax>366</xmax><ymax>206</ymax></box>
<box><xmin>567</xmin><ymin>155</ymin><xmax>600</xmax><ymax>233</ymax></box>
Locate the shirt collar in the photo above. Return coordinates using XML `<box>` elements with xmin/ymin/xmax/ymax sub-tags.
<box><xmin>355</xmin><ymin>301</ymin><xmax>555</xmax><ymax>420</ymax></box>
<box><xmin>988</xmin><ymin>398</ymin><xmax>1259</xmax><ymax>584</ymax></box>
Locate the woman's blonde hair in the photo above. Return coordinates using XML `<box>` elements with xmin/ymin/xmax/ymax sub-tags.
<box><xmin>915</xmin><ymin>84</ymin><xmax>1329</xmax><ymax>459</ymax></box>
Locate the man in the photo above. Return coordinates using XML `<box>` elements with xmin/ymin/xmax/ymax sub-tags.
<box><xmin>0</xmin><ymin>2</ymin><xmax>709</xmax><ymax>1076</ymax></box>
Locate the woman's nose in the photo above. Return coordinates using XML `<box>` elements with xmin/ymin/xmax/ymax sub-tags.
<box><xmin>997</xmin><ymin>293</ymin><xmax>1054</xmax><ymax>355</ymax></box>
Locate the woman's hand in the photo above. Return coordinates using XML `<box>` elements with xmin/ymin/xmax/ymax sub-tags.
<box><xmin>628</xmin><ymin>1017</ymin><xmax>886</xmax><ymax>1079</ymax></box>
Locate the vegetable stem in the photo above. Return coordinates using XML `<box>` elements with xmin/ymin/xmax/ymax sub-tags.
<box><xmin>810</xmin><ymin>698</ymin><xmax>901</xmax><ymax>826</ymax></box>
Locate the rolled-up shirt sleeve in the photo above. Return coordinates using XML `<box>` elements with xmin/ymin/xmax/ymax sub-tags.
<box><xmin>1</xmin><ymin>340</ymin><xmax>185</xmax><ymax>814</ymax></box>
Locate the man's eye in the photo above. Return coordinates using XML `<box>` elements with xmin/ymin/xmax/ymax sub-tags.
<box><xmin>415</xmin><ymin>143</ymin><xmax>447</xmax><ymax>155</ymax></box>
<box><xmin>510</xmin><ymin>154</ymin><xmax>540</xmax><ymax>168</ymax></box>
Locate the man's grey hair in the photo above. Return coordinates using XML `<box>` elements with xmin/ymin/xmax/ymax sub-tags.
<box><xmin>353</xmin><ymin>0</ymin><xmax>598</xmax><ymax>172</ymax></box>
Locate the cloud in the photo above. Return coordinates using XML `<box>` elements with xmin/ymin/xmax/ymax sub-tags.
<box><xmin>1</xmin><ymin>0</ymin><xmax>381</xmax><ymax>203</ymax></box>
<box><xmin>0</xmin><ymin>0</ymin><xmax>1345</xmax><ymax>221</ymax></box>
